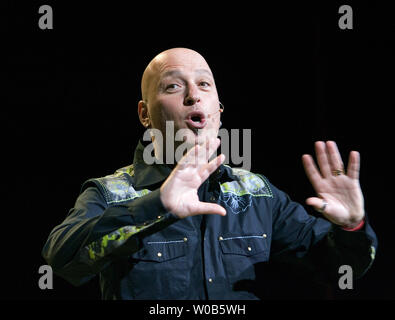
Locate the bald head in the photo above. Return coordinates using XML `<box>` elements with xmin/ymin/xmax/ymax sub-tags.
<box><xmin>137</xmin><ymin>47</ymin><xmax>221</xmax><ymax>154</ymax></box>
<box><xmin>141</xmin><ymin>48</ymin><xmax>213</xmax><ymax>102</ymax></box>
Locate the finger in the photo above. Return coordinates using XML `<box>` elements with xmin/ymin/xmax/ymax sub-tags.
<box><xmin>347</xmin><ymin>151</ymin><xmax>360</xmax><ymax>180</ymax></box>
<box><xmin>178</xmin><ymin>144</ymin><xmax>200</xmax><ymax>168</ymax></box>
<box><xmin>199</xmin><ymin>153</ymin><xmax>225</xmax><ymax>179</ymax></box>
<box><xmin>326</xmin><ymin>141</ymin><xmax>344</xmax><ymax>172</ymax></box>
<box><xmin>306</xmin><ymin>197</ymin><xmax>327</xmax><ymax>213</ymax></box>
<box><xmin>192</xmin><ymin>202</ymin><xmax>227</xmax><ymax>216</ymax></box>
<box><xmin>302</xmin><ymin>154</ymin><xmax>323</xmax><ymax>191</ymax></box>
<box><xmin>204</xmin><ymin>137</ymin><xmax>221</xmax><ymax>162</ymax></box>
<box><xmin>315</xmin><ymin>141</ymin><xmax>332</xmax><ymax>178</ymax></box>
<box><xmin>193</xmin><ymin>138</ymin><xmax>219</xmax><ymax>165</ymax></box>
<box><xmin>178</xmin><ymin>138</ymin><xmax>221</xmax><ymax>169</ymax></box>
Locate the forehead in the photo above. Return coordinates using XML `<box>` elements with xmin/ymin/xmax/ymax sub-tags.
<box><xmin>153</xmin><ymin>50</ymin><xmax>212</xmax><ymax>78</ymax></box>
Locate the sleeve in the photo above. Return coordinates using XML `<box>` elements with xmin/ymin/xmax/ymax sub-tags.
<box><xmin>41</xmin><ymin>186</ymin><xmax>178</xmax><ymax>286</ymax></box>
<box><xmin>268</xmin><ymin>182</ymin><xmax>378</xmax><ymax>282</ymax></box>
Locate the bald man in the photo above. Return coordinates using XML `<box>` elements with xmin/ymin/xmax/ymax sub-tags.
<box><xmin>42</xmin><ymin>48</ymin><xmax>377</xmax><ymax>300</ymax></box>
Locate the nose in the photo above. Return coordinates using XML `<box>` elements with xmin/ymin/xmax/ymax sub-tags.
<box><xmin>184</xmin><ymin>84</ymin><xmax>200</xmax><ymax>106</ymax></box>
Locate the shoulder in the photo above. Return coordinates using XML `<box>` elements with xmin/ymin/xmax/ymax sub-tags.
<box><xmin>222</xmin><ymin>165</ymin><xmax>274</xmax><ymax>198</ymax></box>
<box><xmin>81</xmin><ymin>164</ymin><xmax>150</xmax><ymax>205</ymax></box>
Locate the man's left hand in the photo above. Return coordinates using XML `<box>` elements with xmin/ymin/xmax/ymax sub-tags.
<box><xmin>302</xmin><ymin>141</ymin><xmax>365</xmax><ymax>229</ymax></box>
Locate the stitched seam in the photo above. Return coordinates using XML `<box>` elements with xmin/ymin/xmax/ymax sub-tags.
<box><xmin>256</xmin><ymin>174</ymin><xmax>274</xmax><ymax>198</ymax></box>
<box><xmin>221</xmin><ymin>235</ymin><xmax>265</xmax><ymax>241</ymax></box>
<box><xmin>221</xmin><ymin>190</ymin><xmax>271</xmax><ymax>197</ymax></box>
<box><xmin>147</xmin><ymin>240</ymin><xmax>185</xmax><ymax>245</ymax></box>
<box><xmin>106</xmin><ymin>192</ymin><xmax>149</xmax><ymax>204</ymax></box>
<box><xmin>97</xmin><ymin>179</ymin><xmax>112</xmax><ymax>203</ymax></box>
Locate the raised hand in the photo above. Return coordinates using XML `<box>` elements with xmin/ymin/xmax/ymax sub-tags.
<box><xmin>160</xmin><ymin>138</ymin><xmax>226</xmax><ymax>219</ymax></box>
<box><xmin>302</xmin><ymin>141</ymin><xmax>365</xmax><ymax>229</ymax></box>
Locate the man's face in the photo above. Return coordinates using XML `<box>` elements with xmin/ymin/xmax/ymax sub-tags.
<box><xmin>142</xmin><ymin>49</ymin><xmax>221</xmax><ymax>151</ymax></box>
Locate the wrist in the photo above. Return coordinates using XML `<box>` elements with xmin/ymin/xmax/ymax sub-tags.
<box><xmin>341</xmin><ymin>218</ymin><xmax>365</xmax><ymax>231</ymax></box>
<box><xmin>159</xmin><ymin>185</ymin><xmax>177</xmax><ymax>215</ymax></box>
<box><xmin>159</xmin><ymin>186</ymin><xmax>170</xmax><ymax>212</ymax></box>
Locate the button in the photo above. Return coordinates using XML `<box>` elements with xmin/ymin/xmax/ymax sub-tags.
<box><xmin>247</xmin><ymin>246</ymin><xmax>252</xmax><ymax>251</ymax></box>
<box><xmin>262</xmin><ymin>234</ymin><xmax>267</xmax><ymax>238</ymax></box>
<box><xmin>157</xmin><ymin>215</ymin><xmax>162</xmax><ymax>219</ymax></box>
<box><xmin>157</xmin><ymin>252</ymin><xmax>162</xmax><ymax>257</ymax></box>
<box><xmin>218</xmin><ymin>236</ymin><xmax>223</xmax><ymax>241</ymax></box>
<box><xmin>183</xmin><ymin>237</ymin><xmax>188</xmax><ymax>242</ymax></box>
<box><xmin>210</xmin><ymin>196</ymin><xmax>216</xmax><ymax>202</ymax></box>
<box><xmin>208</xmin><ymin>278</ymin><xmax>213</xmax><ymax>283</ymax></box>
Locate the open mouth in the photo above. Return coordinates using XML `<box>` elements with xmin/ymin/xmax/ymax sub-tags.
<box><xmin>185</xmin><ymin>111</ymin><xmax>207</xmax><ymax>130</ymax></box>
<box><xmin>191</xmin><ymin>116</ymin><xmax>202</xmax><ymax>122</ymax></box>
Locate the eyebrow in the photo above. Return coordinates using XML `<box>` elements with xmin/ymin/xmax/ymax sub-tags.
<box><xmin>160</xmin><ymin>68</ymin><xmax>213</xmax><ymax>80</ymax></box>
<box><xmin>195</xmin><ymin>68</ymin><xmax>214</xmax><ymax>78</ymax></box>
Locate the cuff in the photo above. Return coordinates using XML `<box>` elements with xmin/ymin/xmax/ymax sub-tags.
<box><xmin>341</xmin><ymin>219</ymin><xmax>365</xmax><ymax>232</ymax></box>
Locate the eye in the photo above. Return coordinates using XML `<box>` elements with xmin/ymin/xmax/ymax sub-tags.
<box><xmin>165</xmin><ymin>83</ymin><xmax>181</xmax><ymax>92</ymax></box>
<box><xmin>199</xmin><ymin>81</ymin><xmax>210</xmax><ymax>88</ymax></box>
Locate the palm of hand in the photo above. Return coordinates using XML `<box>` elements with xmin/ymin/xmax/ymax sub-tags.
<box><xmin>160</xmin><ymin>139</ymin><xmax>226</xmax><ymax>219</ymax></box>
<box><xmin>302</xmin><ymin>141</ymin><xmax>365</xmax><ymax>228</ymax></box>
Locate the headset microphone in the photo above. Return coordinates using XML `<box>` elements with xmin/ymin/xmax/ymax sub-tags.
<box><xmin>208</xmin><ymin>102</ymin><xmax>225</xmax><ymax>117</ymax></box>
<box><xmin>205</xmin><ymin>102</ymin><xmax>224</xmax><ymax>127</ymax></box>
<box><xmin>217</xmin><ymin>102</ymin><xmax>224</xmax><ymax>127</ymax></box>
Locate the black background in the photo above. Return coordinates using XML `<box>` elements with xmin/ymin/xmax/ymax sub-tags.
<box><xmin>4</xmin><ymin>1</ymin><xmax>394</xmax><ymax>301</ymax></box>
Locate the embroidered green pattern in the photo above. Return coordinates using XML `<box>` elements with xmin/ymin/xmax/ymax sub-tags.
<box><xmin>95</xmin><ymin>165</ymin><xmax>151</xmax><ymax>204</ymax></box>
<box><xmin>84</xmin><ymin>224</ymin><xmax>152</xmax><ymax>263</ymax></box>
<box><xmin>220</xmin><ymin>167</ymin><xmax>273</xmax><ymax>198</ymax></box>
<box><xmin>82</xmin><ymin>165</ymin><xmax>156</xmax><ymax>263</ymax></box>
<box><xmin>370</xmin><ymin>245</ymin><xmax>376</xmax><ymax>261</ymax></box>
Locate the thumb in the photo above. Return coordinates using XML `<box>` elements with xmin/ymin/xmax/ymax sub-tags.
<box><xmin>306</xmin><ymin>197</ymin><xmax>327</xmax><ymax>212</ymax></box>
<box><xmin>192</xmin><ymin>202</ymin><xmax>227</xmax><ymax>216</ymax></box>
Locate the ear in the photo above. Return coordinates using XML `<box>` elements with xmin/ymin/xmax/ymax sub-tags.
<box><xmin>138</xmin><ymin>100</ymin><xmax>150</xmax><ymax>128</ymax></box>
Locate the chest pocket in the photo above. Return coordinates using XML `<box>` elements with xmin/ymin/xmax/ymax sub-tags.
<box><xmin>128</xmin><ymin>240</ymin><xmax>189</xmax><ymax>299</ymax></box>
<box><xmin>134</xmin><ymin>240</ymin><xmax>187</xmax><ymax>261</ymax></box>
<box><xmin>219</xmin><ymin>235</ymin><xmax>269</xmax><ymax>285</ymax></box>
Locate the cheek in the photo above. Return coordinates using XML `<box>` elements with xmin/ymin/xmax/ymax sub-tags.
<box><xmin>150</xmin><ymin>100</ymin><xmax>184</xmax><ymax>131</ymax></box>
<box><xmin>158</xmin><ymin>98</ymin><xmax>180</xmax><ymax>119</ymax></box>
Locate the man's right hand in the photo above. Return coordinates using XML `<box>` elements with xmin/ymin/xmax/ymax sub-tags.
<box><xmin>160</xmin><ymin>138</ymin><xmax>226</xmax><ymax>219</ymax></box>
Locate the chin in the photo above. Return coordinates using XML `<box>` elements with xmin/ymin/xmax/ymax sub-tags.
<box><xmin>173</xmin><ymin>128</ymin><xmax>219</xmax><ymax>162</ymax></box>
<box><xmin>180</xmin><ymin>131</ymin><xmax>200</xmax><ymax>148</ymax></box>
<box><xmin>175</xmin><ymin>126</ymin><xmax>218</xmax><ymax>145</ymax></box>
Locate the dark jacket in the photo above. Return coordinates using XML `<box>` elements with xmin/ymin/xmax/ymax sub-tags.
<box><xmin>42</xmin><ymin>140</ymin><xmax>378</xmax><ymax>299</ymax></box>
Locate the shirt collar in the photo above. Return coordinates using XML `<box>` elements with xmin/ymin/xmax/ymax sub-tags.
<box><xmin>132</xmin><ymin>138</ymin><xmax>238</xmax><ymax>189</ymax></box>
<box><xmin>132</xmin><ymin>139</ymin><xmax>172</xmax><ymax>189</ymax></box>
